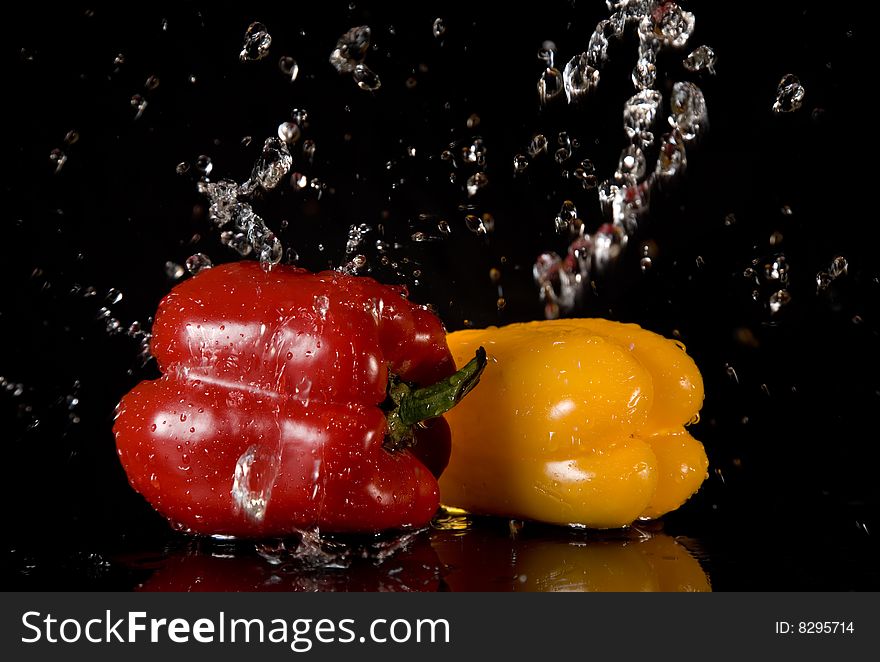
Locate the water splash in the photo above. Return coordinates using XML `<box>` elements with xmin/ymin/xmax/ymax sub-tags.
<box><xmin>530</xmin><ymin>1</ymin><xmax>711</xmax><ymax>317</ymax></box>
<box><xmin>232</xmin><ymin>443</ymin><xmax>282</xmax><ymax>523</ymax></box>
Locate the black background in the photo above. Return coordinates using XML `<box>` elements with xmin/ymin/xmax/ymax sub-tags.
<box><xmin>3</xmin><ymin>1</ymin><xmax>878</xmax><ymax>590</ymax></box>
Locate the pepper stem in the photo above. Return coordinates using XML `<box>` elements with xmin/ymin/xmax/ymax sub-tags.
<box><xmin>384</xmin><ymin>347</ymin><xmax>487</xmax><ymax>451</ymax></box>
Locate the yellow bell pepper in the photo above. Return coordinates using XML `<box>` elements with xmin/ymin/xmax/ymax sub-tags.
<box><xmin>440</xmin><ymin>319</ymin><xmax>708</xmax><ymax>528</ymax></box>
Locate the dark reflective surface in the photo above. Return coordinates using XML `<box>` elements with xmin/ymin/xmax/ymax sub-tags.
<box><xmin>4</xmin><ymin>2</ymin><xmax>878</xmax><ymax>590</ymax></box>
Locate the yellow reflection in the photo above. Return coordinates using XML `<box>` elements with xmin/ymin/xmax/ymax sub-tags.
<box><xmin>432</xmin><ymin>526</ymin><xmax>710</xmax><ymax>592</ymax></box>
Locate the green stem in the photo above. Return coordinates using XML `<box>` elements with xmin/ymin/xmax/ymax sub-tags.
<box><xmin>384</xmin><ymin>347</ymin><xmax>487</xmax><ymax>451</ymax></box>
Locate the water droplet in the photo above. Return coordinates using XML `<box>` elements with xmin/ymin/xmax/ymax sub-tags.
<box><xmin>816</xmin><ymin>271</ymin><xmax>833</xmax><ymax>291</ymax></box>
<box><xmin>651</xmin><ymin>2</ymin><xmax>695</xmax><ymax>49</ymax></box>
<box><xmin>683</xmin><ymin>45</ymin><xmax>716</xmax><ymax>74</ymax></box>
<box><xmin>353</xmin><ymin>63</ymin><xmax>381</xmax><ymax>91</ymax></box>
<box><xmin>249</xmin><ymin>138</ymin><xmax>292</xmax><ymax>190</ymax></box>
<box><xmin>829</xmin><ymin>256</ymin><xmax>848</xmax><ymax>278</ymax></box>
<box><xmin>195</xmin><ymin>155</ymin><xmax>213</xmax><ymax>178</ymax></box>
<box><xmin>655</xmin><ymin>130</ymin><xmax>687</xmax><ymax>179</ymax></box>
<box><xmin>562</xmin><ymin>53</ymin><xmax>599</xmax><ymax>104</ymax></box>
<box><xmin>466</xmin><ymin>172</ymin><xmax>488</xmax><ymax>197</ymax></box>
<box><xmin>624</xmin><ymin>89</ymin><xmax>662</xmax><ymax>146</ymax></box>
<box><xmin>330</xmin><ymin>25</ymin><xmax>371</xmax><ymax>73</ymax></box>
<box><xmin>528</xmin><ymin>134</ymin><xmax>548</xmax><ymax>158</ymax></box>
<box><xmin>277</xmin><ymin>121</ymin><xmax>301</xmax><ymax>144</ymax></box>
<box><xmin>640</xmin><ymin>256</ymin><xmax>653</xmax><ymax>271</ymax></box>
<box><xmin>175</xmin><ymin>162</ymin><xmax>190</xmax><ymax>175</ymax></box>
<box><xmin>593</xmin><ymin>223</ymin><xmax>627</xmax><ymax>273</ymax></box>
<box><xmin>106</xmin><ymin>288</ymin><xmax>123</xmax><ymax>305</ymax></box>
<box><xmin>259</xmin><ymin>234</ymin><xmax>283</xmax><ymax>271</ymax></box>
<box><xmin>555</xmin><ymin>200</ymin><xmax>578</xmax><ymax>234</ymax></box>
<box><xmin>144</xmin><ymin>74</ymin><xmax>160</xmax><ymax>91</ymax></box>
<box><xmin>538</xmin><ymin>68</ymin><xmax>564</xmax><ymax>105</ymax></box>
<box><xmin>615</xmin><ymin>144</ymin><xmax>646</xmax><ymax>182</ymax></box>
<box><xmin>631</xmin><ymin>58</ymin><xmax>656</xmax><ymax>90</ymax></box>
<box><xmin>232</xmin><ymin>443</ymin><xmax>282</xmax><ymax>523</ymax></box>
<box><xmin>165</xmin><ymin>261</ymin><xmax>185</xmax><ymax>280</ymax></box>
<box><xmin>432</xmin><ymin>17</ymin><xmax>446</xmax><ymax>39</ymax></box>
<box><xmin>63</xmin><ymin>130</ymin><xmax>80</xmax><ymax>146</ymax></box>
<box><xmin>513</xmin><ymin>154</ymin><xmax>529</xmax><ymax>172</ymax></box>
<box><xmin>302</xmin><ymin>139</ymin><xmax>316</xmax><ymax>162</ymax></box>
<box><xmin>49</xmin><ymin>148</ymin><xmax>67</xmax><ymax>174</ymax></box>
<box><xmin>291</xmin><ymin>172</ymin><xmax>308</xmax><ymax>190</ymax></box>
<box><xmin>437</xmin><ymin>219</ymin><xmax>451</xmax><ymax>235</ymax></box>
<box><xmin>772</xmin><ymin>74</ymin><xmax>805</xmax><ymax>113</ymax></box>
<box><xmin>587</xmin><ymin>25</ymin><xmax>609</xmax><ymax>68</ymax></box>
<box><xmin>464</xmin><ymin>214</ymin><xmax>485</xmax><ymax>234</ymax></box>
<box><xmin>130</xmin><ymin>94</ymin><xmax>147</xmax><ymax>120</ymax></box>
<box><xmin>764</xmin><ymin>255</ymin><xmax>789</xmax><ymax>285</ymax></box>
<box><xmin>769</xmin><ymin>289</ymin><xmax>791</xmax><ymax>314</ymax></box>
<box><xmin>278</xmin><ymin>56</ymin><xmax>299</xmax><ymax>81</ymax></box>
<box><xmin>185</xmin><ymin>253</ymin><xmax>213</xmax><ymax>275</ymax></box>
<box><xmin>290</xmin><ymin>109</ymin><xmax>309</xmax><ymax>129</ymax></box>
<box><xmin>220</xmin><ymin>230</ymin><xmax>253</xmax><ymax>256</ymax></box>
<box><xmin>573</xmin><ymin>159</ymin><xmax>598</xmax><ymax>189</ymax></box>
<box><xmin>669</xmin><ymin>81</ymin><xmax>707</xmax><ymax>141</ymax></box>
<box><xmin>240</xmin><ymin>22</ymin><xmax>272</xmax><ymax>62</ymax></box>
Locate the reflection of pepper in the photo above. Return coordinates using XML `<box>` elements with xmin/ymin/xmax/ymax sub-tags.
<box><xmin>432</xmin><ymin>525</ymin><xmax>710</xmax><ymax>592</ymax></box>
<box><xmin>440</xmin><ymin>319</ymin><xmax>708</xmax><ymax>528</ymax></box>
<box><xmin>113</xmin><ymin>262</ymin><xmax>485</xmax><ymax>537</ymax></box>
<box><xmin>136</xmin><ymin>537</ymin><xmax>443</xmax><ymax>592</ymax></box>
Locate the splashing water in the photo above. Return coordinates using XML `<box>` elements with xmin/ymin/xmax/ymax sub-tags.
<box><xmin>231</xmin><ymin>443</ymin><xmax>282</xmax><ymax>523</ymax></box>
<box><xmin>195</xmin><ymin>135</ymin><xmax>293</xmax><ymax>270</ymax></box>
<box><xmin>530</xmin><ymin>1</ymin><xmax>711</xmax><ymax>316</ymax></box>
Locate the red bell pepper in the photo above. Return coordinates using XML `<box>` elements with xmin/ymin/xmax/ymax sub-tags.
<box><xmin>113</xmin><ymin>262</ymin><xmax>485</xmax><ymax>537</ymax></box>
